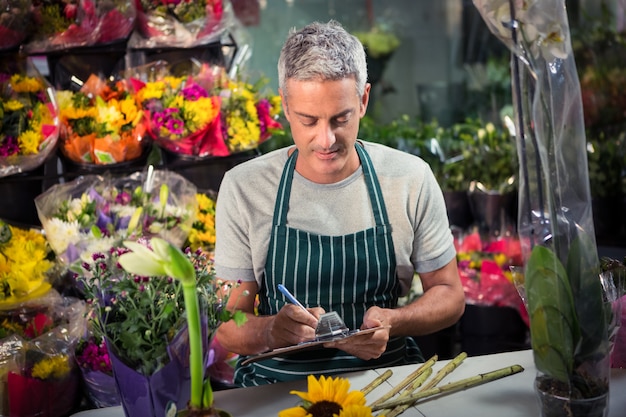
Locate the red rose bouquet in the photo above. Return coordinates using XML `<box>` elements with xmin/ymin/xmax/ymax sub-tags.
<box><xmin>57</xmin><ymin>73</ymin><xmax>148</xmax><ymax>165</ymax></box>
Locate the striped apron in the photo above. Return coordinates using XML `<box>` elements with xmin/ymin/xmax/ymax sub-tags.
<box><xmin>234</xmin><ymin>144</ymin><xmax>423</xmax><ymax>387</ymax></box>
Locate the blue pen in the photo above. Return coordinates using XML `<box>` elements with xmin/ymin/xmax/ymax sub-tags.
<box><xmin>277</xmin><ymin>284</ymin><xmax>316</xmax><ymax>319</ymax></box>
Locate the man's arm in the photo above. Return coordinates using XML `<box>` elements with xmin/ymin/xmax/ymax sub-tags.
<box><xmin>216</xmin><ymin>280</ymin><xmax>325</xmax><ymax>356</ymax></box>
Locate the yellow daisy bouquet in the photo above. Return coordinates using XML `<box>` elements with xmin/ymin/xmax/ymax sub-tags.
<box><xmin>0</xmin><ymin>60</ymin><xmax>59</xmax><ymax>178</ymax></box>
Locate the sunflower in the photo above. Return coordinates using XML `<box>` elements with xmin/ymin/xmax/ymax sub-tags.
<box><xmin>279</xmin><ymin>375</ymin><xmax>376</xmax><ymax>417</ymax></box>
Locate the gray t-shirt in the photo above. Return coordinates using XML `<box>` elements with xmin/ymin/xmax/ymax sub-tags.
<box><xmin>213</xmin><ymin>140</ymin><xmax>456</xmax><ymax>296</ymax></box>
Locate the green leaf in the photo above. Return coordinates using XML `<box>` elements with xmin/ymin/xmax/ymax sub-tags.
<box><xmin>526</xmin><ymin>245</ymin><xmax>576</xmax><ymax>380</ymax></box>
<box><xmin>530</xmin><ymin>305</ymin><xmax>574</xmax><ymax>381</ymax></box>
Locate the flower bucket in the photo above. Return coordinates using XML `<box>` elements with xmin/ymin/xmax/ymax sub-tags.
<box><xmin>80</xmin><ymin>368</ymin><xmax>121</xmax><ymax>408</ymax></box>
<box><xmin>7</xmin><ymin>369</ymin><xmax>80</xmax><ymax>417</ymax></box>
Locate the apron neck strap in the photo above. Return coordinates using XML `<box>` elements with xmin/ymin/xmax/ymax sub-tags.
<box><xmin>272</xmin><ymin>144</ymin><xmax>389</xmax><ymax>227</ymax></box>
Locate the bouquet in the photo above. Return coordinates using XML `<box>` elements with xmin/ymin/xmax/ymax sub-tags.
<box><xmin>0</xmin><ymin>0</ymin><xmax>32</xmax><ymax>50</ymax></box>
<box><xmin>0</xmin><ymin>60</ymin><xmax>59</xmax><ymax>178</ymax></box>
<box><xmin>57</xmin><ymin>73</ymin><xmax>148</xmax><ymax>165</ymax></box>
<box><xmin>186</xmin><ymin>192</ymin><xmax>216</xmax><ymax>254</ymax></box>
<box><xmin>34</xmin><ymin>169</ymin><xmax>197</xmax><ymax>267</ymax></box>
<box><xmin>219</xmin><ymin>76</ymin><xmax>283</xmax><ymax>154</ymax></box>
<box><xmin>132</xmin><ymin>0</ymin><xmax>231</xmax><ymax>48</ymax></box>
<box><xmin>26</xmin><ymin>0</ymin><xmax>136</xmax><ymax>53</ymax></box>
<box><xmin>0</xmin><ymin>290</ymin><xmax>86</xmax><ymax>417</ymax></box>
<box><xmin>0</xmin><ymin>220</ymin><xmax>56</xmax><ymax>307</ymax></box>
<box><xmin>132</xmin><ymin>62</ymin><xmax>284</xmax><ymax>157</ymax></box>
<box><xmin>132</xmin><ymin>63</ymin><xmax>227</xmax><ymax>157</ymax></box>
<box><xmin>455</xmin><ymin>231</ymin><xmax>528</xmax><ymax>325</ymax></box>
<box><xmin>75</xmin><ymin>334</ymin><xmax>121</xmax><ymax>407</ymax></box>
<box><xmin>74</xmin><ymin>237</ymin><xmax>246</xmax><ymax>417</ymax></box>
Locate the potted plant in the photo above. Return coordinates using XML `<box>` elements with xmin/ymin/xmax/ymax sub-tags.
<box><xmin>472</xmin><ymin>0</ymin><xmax>613</xmax><ymax>415</ymax></box>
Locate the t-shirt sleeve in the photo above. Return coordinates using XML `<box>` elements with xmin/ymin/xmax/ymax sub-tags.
<box><xmin>213</xmin><ymin>170</ymin><xmax>257</xmax><ymax>283</ymax></box>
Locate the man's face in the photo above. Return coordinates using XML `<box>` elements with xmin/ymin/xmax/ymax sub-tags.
<box><xmin>280</xmin><ymin>77</ymin><xmax>370</xmax><ymax>184</ymax></box>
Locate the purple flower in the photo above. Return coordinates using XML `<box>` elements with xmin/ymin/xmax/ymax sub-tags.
<box><xmin>115</xmin><ymin>191</ymin><xmax>132</xmax><ymax>205</ymax></box>
<box><xmin>181</xmin><ymin>83</ymin><xmax>208</xmax><ymax>101</ymax></box>
<box><xmin>0</xmin><ymin>136</ymin><xmax>19</xmax><ymax>156</ymax></box>
<box><xmin>256</xmin><ymin>99</ymin><xmax>271</xmax><ymax>135</ymax></box>
<box><xmin>166</xmin><ymin>118</ymin><xmax>184</xmax><ymax>135</ymax></box>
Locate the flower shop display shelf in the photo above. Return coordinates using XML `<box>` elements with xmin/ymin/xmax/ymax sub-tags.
<box><xmin>163</xmin><ymin>148</ymin><xmax>260</xmax><ymax>194</ymax></box>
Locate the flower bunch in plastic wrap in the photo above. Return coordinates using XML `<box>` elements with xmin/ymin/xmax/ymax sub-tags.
<box><xmin>186</xmin><ymin>192</ymin><xmax>216</xmax><ymax>254</ymax></box>
<box><xmin>0</xmin><ymin>60</ymin><xmax>59</xmax><ymax>178</ymax></box>
<box><xmin>0</xmin><ymin>0</ymin><xmax>32</xmax><ymax>50</ymax></box>
<box><xmin>34</xmin><ymin>169</ymin><xmax>197</xmax><ymax>268</ymax></box>
<box><xmin>132</xmin><ymin>0</ymin><xmax>231</xmax><ymax>48</ymax></box>
<box><xmin>57</xmin><ymin>73</ymin><xmax>148</xmax><ymax>165</ymax></box>
<box><xmin>132</xmin><ymin>62</ymin><xmax>284</xmax><ymax>157</ymax></box>
<box><xmin>26</xmin><ymin>0</ymin><xmax>135</xmax><ymax>53</ymax></box>
<box><xmin>132</xmin><ymin>62</ymin><xmax>226</xmax><ymax>157</ymax></box>
<box><xmin>219</xmin><ymin>76</ymin><xmax>283</xmax><ymax>154</ymax></box>
<box><xmin>454</xmin><ymin>230</ymin><xmax>528</xmax><ymax>325</ymax></box>
<box><xmin>0</xmin><ymin>220</ymin><xmax>55</xmax><ymax>306</ymax></box>
<box><xmin>0</xmin><ymin>290</ymin><xmax>86</xmax><ymax>417</ymax></box>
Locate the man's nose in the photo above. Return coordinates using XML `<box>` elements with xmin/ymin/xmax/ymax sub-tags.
<box><xmin>316</xmin><ymin>121</ymin><xmax>336</xmax><ymax>149</ymax></box>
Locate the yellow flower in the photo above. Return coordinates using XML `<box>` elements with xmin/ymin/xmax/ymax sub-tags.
<box><xmin>187</xmin><ymin>193</ymin><xmax>216</xmax><ymax>252</ymax></box>
<box><xmin>18</xmin><ymin>130</ymin><xmax>41</xmax><ymax>154</ymax></box>
<box><xmin>10</xmin><ymin>74</ymin><xmax>43</xmax><ymax>93</ymax></box>
<box><xmin>31</xmin><ymin>354</ymin><xmax>71</xmax><ymax>380</ymax></box>
<box><xmin>4</xmin><ymin>99</ymin><xmax>24</xmax><ymax>112</ymax></box>
<box><xmin>279</xmin><ymin>375</ymin><xmax>371</xmax><ymax>417</ymax></box>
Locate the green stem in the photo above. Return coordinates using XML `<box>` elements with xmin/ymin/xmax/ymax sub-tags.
<box><xmin>182</xmin><ymin>282</ymin><xmax>204</xmax><ymax>409</ymax></box>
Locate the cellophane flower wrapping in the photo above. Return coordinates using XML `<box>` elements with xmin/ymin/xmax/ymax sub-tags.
<box><xmin>0</xmin><ymin>58</ymin><xmax>59</xmax><ymax>178</ymax></box>
<box><xmin>57</xmin><ymin>73</ymin><xmax>149</xmax><ymax>165</ymax></box>
<box><xmin>130</xmin><ymin>60</ymin><xmax>283</xmax><ymax>158</ymax></box>
<box><xmin>0</xmin><ymin>289</ymin><xmax>86</xmax><ymax>417</ymax></box>
<box><xmin>0</xmin><ymin>0</ymin><xmax>32</xmax><ymax>50</ymax></box>
<box><xmin>75</xmin><ymin>334</ymin><xmax>121</xmax><ymax>408</ymax></box>
<box><xmin>472</xmin><ymin>0</ymin><xmax>611</xmax><ymax>393</ymax></box>
<box><xmin>130</xmin><ymin>0</ymin><xmax>233</xmax><ymax>48</ymax></box>
<box><xmin>25</xmin><ymin>0</ymin><xmax>136</xmax><ymax>53</ymax></box>
<box><xmin>34</xmin><ymin>169</ymin><xmax>197</xmax><ymax>268</ymax></box>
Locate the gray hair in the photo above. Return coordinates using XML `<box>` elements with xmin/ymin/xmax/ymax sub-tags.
<box><xmin>277</xmin><ymin>20</ymin><xmax>368</xmax><ymax>99</ymax></box>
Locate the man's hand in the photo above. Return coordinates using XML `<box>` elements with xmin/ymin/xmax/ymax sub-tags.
<box><xmin>323</xmin><ymin>306</ymin><xmax>390</xmax><ymax>360</ymax></box>
<box><xmin>267</xmin><ymin>305</ymin><xmax>325</xmax><ymax>349</ymax></box>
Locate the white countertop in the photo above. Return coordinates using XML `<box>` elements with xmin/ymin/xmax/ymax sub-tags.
<box><xmin>72</xmin><ymin>349</ymin><xmax>626</xmax><ymax>417</ymax></box>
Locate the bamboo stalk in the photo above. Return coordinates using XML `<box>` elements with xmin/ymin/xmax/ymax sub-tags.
<box><xmin>361</xmin><ymin>369</ymin><xmax>393</xmax><ymax>396</ymax></box>
<box><xmin>369</xmin><ymin>354</ymin><xmax>438</xmax><ymax>407</ymax></box>
<box><xmin>419</xmin><ymin>351</ymin><xmax>467</xmax><ymax>391</ymax></box>
<box><xmin>371</xmin><ymin>364</ymin><xmax>525</xmax><ymax>412</ymax></box>
<box><xmin>376</xmin><ymin>367</ymin><xmax>433</xmax><ymax>417</ymax></box>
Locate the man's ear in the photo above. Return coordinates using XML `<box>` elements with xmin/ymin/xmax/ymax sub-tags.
<box><xmin>279</xmin><ymin>88</ymin><xmax>289</xmax><ymax>120</ymax></box>
<box><xmin>360</xmin><ymin>83</ymin><xmax>371</xmax><ymax>117</ymax></box>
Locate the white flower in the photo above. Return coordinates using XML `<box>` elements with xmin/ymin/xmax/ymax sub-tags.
<box><xmin>79</xmin><ymin>236</ymin><xmax>119</xmax><ymax>264</ymax></box>
<box><xmin>43</xmin><ymin>218</ymin><xmax>81</xmax><ymax>254</ymax></box>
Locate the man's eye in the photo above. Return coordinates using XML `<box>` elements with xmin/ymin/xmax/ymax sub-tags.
<box><xmin>301</xmin><ymin>119</ymin><xmax>317</xmax><ymax>127</ymax></box>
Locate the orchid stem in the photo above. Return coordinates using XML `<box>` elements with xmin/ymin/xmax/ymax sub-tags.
<box><xmin>182</xmin><ymin>281</ymin><xmax>204</xmax><ymax>409</ymax></box>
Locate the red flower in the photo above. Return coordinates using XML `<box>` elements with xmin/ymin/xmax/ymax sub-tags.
<box><xmin>24</xmin><ymin>313</ymin><xmax>54</xmax><ymax>339</ymax></box>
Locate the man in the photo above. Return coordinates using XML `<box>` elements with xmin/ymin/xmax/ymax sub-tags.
<box><xmin>214</xmin><ymin>20</ymin><xmax>464</xmax><ymax>387</ymax></box>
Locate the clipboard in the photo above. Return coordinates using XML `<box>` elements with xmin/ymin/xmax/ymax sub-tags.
<box><xmin>240</xmin><ymin>312</ymin><xmax>387</xmax><ymax>365</ymax></box>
